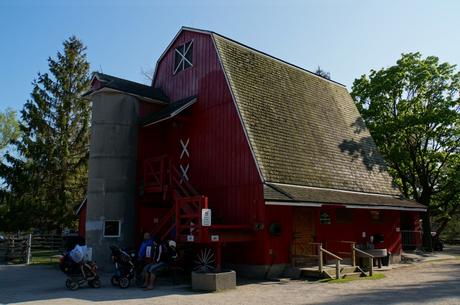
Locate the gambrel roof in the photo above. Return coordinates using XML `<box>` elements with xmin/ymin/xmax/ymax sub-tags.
<box><xmin>212</xmin><ymin>33</ymin><xmax>397</xmax><ymax>195</ymax></box>
<box><xmin>154</xmin><ymin>27</ymin><xmax>425</xmax><ymax>210</ymax></box>
<box><xmin>206</xmin><ymin>29</ymin><xmax>424</xmax><ymax>210</ymax></box>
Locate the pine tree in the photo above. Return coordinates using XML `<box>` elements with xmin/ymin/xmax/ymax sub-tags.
<box><xmin>0</xmin><ymin>36</ymin><xmax>91</xmax><ymax>231</ymax></box>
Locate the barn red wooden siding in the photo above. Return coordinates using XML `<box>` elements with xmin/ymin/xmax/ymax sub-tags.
<box><xmin>133</xmin><ymin>29</ymin><xmax>421</xmax><ymax>266</ymax></box>
<box><xmin>137</xmin><ymin>31</ymin><xmax>266</xmax><ymax>264</ymax></box>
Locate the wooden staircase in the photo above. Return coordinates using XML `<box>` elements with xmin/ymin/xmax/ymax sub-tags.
<box><xmin>288</xmin><ymin>242</ymin><xmax>375</xmax><ymax>279</ymax></box>
<box><xmin>142</xmin><ymin>156</ymin><xmax>254</xmax><ymax>245</ymax></box>
<box><xmin>143</xmin><ymin>155</ymin><xmax>208</xmax><ymax>242</ymax></box>
<box><xmin>299</xmin><ymin>264</ymin><xmax>367</xmax><ymax>279</ymax></box>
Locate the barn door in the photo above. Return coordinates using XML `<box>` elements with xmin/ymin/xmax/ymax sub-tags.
<box><xmin>291</xmin><ymin>208</ymin><xmax>316</xmax><ymax>258</ymax></box>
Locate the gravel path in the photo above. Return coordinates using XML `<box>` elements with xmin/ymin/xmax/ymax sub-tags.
<box><xmin>1</xmin><ymin>258</ymin><xmax>459</xmax><ymax>304</ymax></box>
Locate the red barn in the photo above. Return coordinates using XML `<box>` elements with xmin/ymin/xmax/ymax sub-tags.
<box><xmin>81</xmin><ymin>27</ymin><xmax>425</xmax><ymax>277</ymax></box>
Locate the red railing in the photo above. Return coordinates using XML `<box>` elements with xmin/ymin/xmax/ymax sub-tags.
<box><xmin>143</xmin><ymin>156</ymin><xmax>198</xmax><ymax>197</ymax></box>
<box><xmin>175</xmin><ymin>196</ymin><xmax>209</xmax><ymax>242</ymax></box>
<box><xmin>144</xmin><ymin>155</ymin><xmax>254</xmax><ymax>244</ymax></box>
<box><xmin>143</xmin><ymin>155</ymin><xmax>168</xmax><ymax>193</ymax></box>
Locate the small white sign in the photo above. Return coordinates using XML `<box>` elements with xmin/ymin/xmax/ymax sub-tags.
<box><xmin>211</xmin><ymin>235</ymin><xmax>219</xmax><ymax>242</ymax></box>
<box><xmin>146</xmin><ymin>246</ymin><xmax>152</xmax><ymax>258</ymax></box>
<box><xmin>202</xmin><ymin>209</ymin><xmax>212</xmax><ymax>227</ymax></box>
<box><xmin>187</xmin><ymin>235</ymin><xmax>195</xmax><ymax>242</ymax></box>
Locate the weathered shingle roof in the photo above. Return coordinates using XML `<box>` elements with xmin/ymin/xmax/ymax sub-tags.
<box><xmin>88</xmin><ymin>72</ymin><xmax>169</xmax><ymax>102</ymax></box>
<box><xmin>264</xmin><ymin>183</ymin><xmax>425</xmax><ymax>210</ymax></box>
<box><xmin>140</xmin><ymin>96</ymin><xmax>196</xmax><ymax>126</ymax></box>
<box><xmin>213</xmin><ymin>33</ymin><xmax>400</xmax><ymax>196</ymax></box>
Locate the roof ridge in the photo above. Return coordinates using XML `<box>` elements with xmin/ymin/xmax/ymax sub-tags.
<box><xmin>181</xmin><ymin>26</ymin><xmax>346</xmax><ymax>88</ymax></box>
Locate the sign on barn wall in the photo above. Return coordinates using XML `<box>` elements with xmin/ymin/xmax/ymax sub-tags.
<box><xmin>202</xmin><ymin>209</ymin><xmax>212</xmax><ymax>227</ymax></box>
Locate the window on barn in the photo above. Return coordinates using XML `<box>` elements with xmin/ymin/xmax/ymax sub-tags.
<box><xmin>320</xmin><ymin>211</ymin><xmax>331</xmax><ymax>224</ymax></box>
<box><xmin>174</xmin><ymin>40</ymin><xmax>193</xmax><ymax>74</ymax></box>
<box><xmin>336</xmin><ymin>209</ymin><xmax>353</xmax><ymax>223</ymax></box>
<box><xmin>370</xmin><ymin>211</ymin><xmax>383</xmax><ymax>223</ymax></box>
<box><xmin>103</xmin><ymin>220</ymin><xmax>121</xmax><ymax>237</ymax></box>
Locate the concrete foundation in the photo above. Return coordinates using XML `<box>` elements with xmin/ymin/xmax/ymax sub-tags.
<box><xmin>229</xmin><ymin>264</ymin><xmax>287</xmax><ymax>279</ymax></box>
<box><xmin>192</xmin><ymin>270</ymin><xmax>236</xmax><ymax>292</ymax></box>
<box><xmin>85</xmin><ymin>92</ymin><xmax>139</xmax><ymax>270</ymax></box>
<box><xmin>390</xmin><ymin>252</ymin><xmax>401</xmax><ymax>264</ymax></box>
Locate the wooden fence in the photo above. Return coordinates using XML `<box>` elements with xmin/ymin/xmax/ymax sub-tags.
<box><xmin>0</xmin><ymin>234</ymin><xmax>64</xmax><ymax>264</ymax></box>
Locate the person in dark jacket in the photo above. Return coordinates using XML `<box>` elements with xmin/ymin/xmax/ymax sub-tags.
<box><xmin>143</xmin><ymin>240</ymin><xmax>177</xmax><ymax>290</ymax></box>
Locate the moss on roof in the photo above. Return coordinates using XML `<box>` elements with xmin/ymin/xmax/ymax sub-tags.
<box><xmin>213</xmin><ymin>34</ymin><xmax>399</xmax><ymax>196</ymax></box>
<box><xmin>264</xmin><ymin>183</ymin><xmax>425</xmax><ymax>209</ymax></box>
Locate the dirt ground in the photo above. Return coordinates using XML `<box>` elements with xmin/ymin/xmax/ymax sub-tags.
<box><xmin>1</xmin><ymin>249</ymin><xmax>459</xmax><ymax>305</ymax></box>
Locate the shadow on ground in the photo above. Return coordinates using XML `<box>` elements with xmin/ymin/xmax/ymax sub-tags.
<box><xmin>0</xmin><ymin>264</ymin><xmax>197</xmax><ymax>304</ymax></box>
<box><xmin>309</xmin><ymin>260</ymin><xmax>460</xmax><ymax>305</ymax></box>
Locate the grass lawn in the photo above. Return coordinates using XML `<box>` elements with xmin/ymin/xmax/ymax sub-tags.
<box><xmin>30</xmin><ymin>250</ymin><xmax>61</xmax><ymax>265</ymax></box>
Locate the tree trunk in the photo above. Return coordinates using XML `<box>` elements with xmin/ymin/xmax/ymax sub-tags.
<box><xmin>436</xmin><ymin>217</ymin><xmax>449</xmax><ymax>237</ymax></box>
<box><xmin>421</xmin><ymin>211</ymin><xmax>433</xmax><ymax>252</ymax></box>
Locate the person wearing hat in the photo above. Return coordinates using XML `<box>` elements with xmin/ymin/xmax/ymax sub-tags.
<box><xmin>143</xmin><ymin>240</ymin><xmax>178</xmax><ymax>290</ymax></box>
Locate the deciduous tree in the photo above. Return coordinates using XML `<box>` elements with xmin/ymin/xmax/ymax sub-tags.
<box><xmin>351</xmin><ymin>53</ymin><xmax>460</xmax><ymax>250</ymax></box>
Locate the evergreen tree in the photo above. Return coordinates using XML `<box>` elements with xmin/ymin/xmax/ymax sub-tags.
<box><xmin>0</xmin><ymin>36</ymin><xmax>91</xmax><ymax>231</ymax></box>
<box><xmin>315</xmin><ymin>66</ymin><xmax>331</xmax><ymax>80</ymax></box>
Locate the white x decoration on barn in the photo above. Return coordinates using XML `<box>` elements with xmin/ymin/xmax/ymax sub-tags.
<box><xmin>180</xmin><ymin>138</ymin><xmax>190</xmax><ymax>159</ymax></box>
<box><xmin>180</xmin><ymin>164</ymin><xmax>190</xmax><ymax>183</ymax></box>
<box><xmin>174</xmin><ymin>42</ymin><xmax>193</xmax><ymax>74</ymax></box>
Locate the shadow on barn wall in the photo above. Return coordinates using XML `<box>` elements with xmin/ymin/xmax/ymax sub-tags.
<box><xmin>338</xmin><ymin>117</ymin><xmax>388</xmax><ymax>172</ymax></box>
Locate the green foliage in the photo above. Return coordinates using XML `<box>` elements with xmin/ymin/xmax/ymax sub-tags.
<box><xmin>351</xmin><ymin>53</ymin><xmax>460</xmax><ymax>249</ymax></box>
<box><xmin>0</xmin><ymin>36</ymin><xmax>91</xmax><ymax>231</ymax></box>
<box><xmin>315</xmin><ymin>66</ymin><xmax>331</xmax><ymax>80</ymax></box>
<box><xmin>0</xmin><ymin>108</ymin><xmax>20</xmax><ymax>158</ymax></box>
<box><xmin>441</xmin><ymin>212</ymin><xmax>460</xmax><ymax>242</ymax></box>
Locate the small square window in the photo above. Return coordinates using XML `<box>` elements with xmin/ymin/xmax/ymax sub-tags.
<box><xmin>320</xmin><ymin>211</ymin><xmax>331</xmax><ymax>224</ymax></box>
<box><xmin>103</xmin><ymin>220</ymin><xmax>121</xmax><ymax>237</ymax></box>
<box><xmin>174</xmin><ymin>40</ymin><xmax>193</xmax><ymax>74</ymax></box>
<box><xmin>370</xmin><ymin>211</ymin><xmax>383</xmax><ymax>223</ymax></box>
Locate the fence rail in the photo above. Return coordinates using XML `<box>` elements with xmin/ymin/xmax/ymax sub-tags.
<box><xmin>0</xmin><ymin>234</ymin><xmax>64</xmax><ymax>264</ymax></box>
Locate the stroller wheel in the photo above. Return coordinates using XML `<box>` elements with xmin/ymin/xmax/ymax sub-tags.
<box><xmin>119</xmin><ymin>277</ymin><xmax>130</xmax><ymax>289</ymax></box>
<box><xmin>89</xmin><ymin>278</ymin><xmax>101</xmax><ymax>288</ymax></box>
<box><xmin>67</xmin><ymin>279</ymin><xmax>79</xmax><ymax>290</ymax></box>
<box><xmin>111</xmin><ymin>275</ymin><xmax>119</xmax><ymax>286</ymax></box>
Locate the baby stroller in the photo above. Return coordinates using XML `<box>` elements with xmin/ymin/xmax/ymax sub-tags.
<box><xmin>110</xmin><ymin>245</ymin><xmax>142</xmax><ymax>288</ymax></box>
<box><xmin>59</xmin><ymin>253</ymin><xmax>101</xmax><ymax>290</ymax></box>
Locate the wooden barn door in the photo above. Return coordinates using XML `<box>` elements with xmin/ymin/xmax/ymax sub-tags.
<box><xmin>291</xmin><ymin>207</ymin><xmax>316</xmax><ymax>265</ymax></box>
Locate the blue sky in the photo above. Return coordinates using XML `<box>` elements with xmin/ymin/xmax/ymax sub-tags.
<box><xmin>1</xmin><ymin>0</ymin><xmax>459</xmax><ymax>112</ymax></box>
